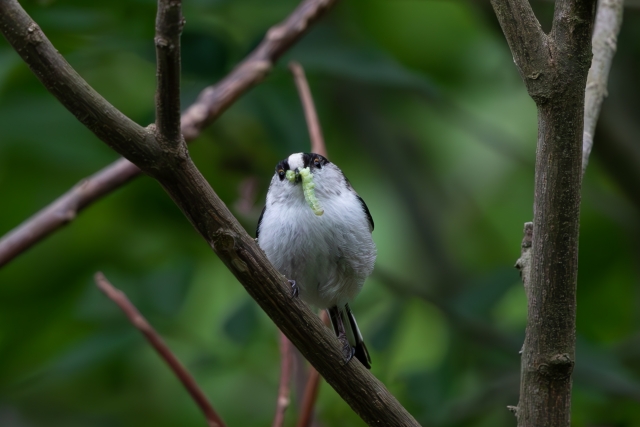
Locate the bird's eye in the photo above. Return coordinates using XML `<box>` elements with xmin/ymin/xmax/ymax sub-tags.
<box><xmin>278</xmin><ymin>169</ymin><xmax>284</xmax><ymax>176</ymax></box>
<box><xmin>313</xmin><ymin>157</ymin><xmax>320</xmax><ymax>166</ymax></box>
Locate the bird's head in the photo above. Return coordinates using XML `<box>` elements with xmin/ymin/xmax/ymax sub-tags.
<box><xmin>273</xmin><ymin>152</ymin><xmax>329</xmax><ymax>215</ymax></box>
<box><xmin>275</xmin><ymin>152</ymin><xmax>329</xmax><ymax>184</ymax></box>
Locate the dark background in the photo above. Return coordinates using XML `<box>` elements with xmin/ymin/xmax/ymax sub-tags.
<box><xmin>1</xmin><ymin>0</ymin><xmax>639</xmax><ymax>426</ymax></box>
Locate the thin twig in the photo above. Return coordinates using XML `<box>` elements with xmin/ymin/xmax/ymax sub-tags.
<box><xmin>94</xmin><ymin>272</ymin><xmax>227</xmax><ymax>427</ymax></box>
<box><xmin>155</xmin><ymin>0</ymin><xmax>184</xmax><ymax>144</ymax></box>
<box><xmin>272</xmin><ymin>332</ymin><xmax>294</xmax><ymax>427</ymax></box>
<box><xmin>296</xmin><ymin>310</ymin><xmax>330</xmax><ymax>427</ymax></box>
<box><xmin>582</xmin><ymin>0</ymin><xmax>624</xmax><ymax>175</ymax></box>
<box><xmin>289</xmin><ymin>61</ymin><xmax>327</xmax><ymax>157</ymax></box>
<box><xmin>0</xmin><ymin>0</ymin><xmax>339</xmax><ymax>268</ymax></box>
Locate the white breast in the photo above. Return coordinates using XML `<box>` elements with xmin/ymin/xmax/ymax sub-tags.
<box><xmin>257</xmin><ymin>166</ymin><xmax>376</xmax><ymax>309</ymax></box>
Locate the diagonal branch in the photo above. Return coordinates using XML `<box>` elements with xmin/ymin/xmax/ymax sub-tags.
<box><xmin>289</xmin><ymin>61</ymin><xmax>327</xmax><ymax>157</ymax></box>
<box><xmin>582</xmin><ymin>0</ymin><xmax>624</xmax><ymax>175</ymax></box>
<box><xmin>0</xmin><ymin>3</ymin><xmax>420</xmax><ymax>427</ymax></box>
<box><xmin>155</xmin><ymin>0</ymin><xmax>185</xmax><ymax>145</ymax></box>
<box><xmin>489</xmin><ymin>0</ymin><xmax>550</xmax><ymax>100</ymax></box>
<box><xmin>180</xmin><ymin>0</ymin><xmax>338</xmax><ymax>141</ymax></box>
<box><xmin>94</xmin><ymin>272</ymin><xmax>227</xmax><ymax>427</ymax></box>
<box><xmin>0</xmin><ymin>0</ymin><xmax>339</xmax><ymax>268</ymax></box>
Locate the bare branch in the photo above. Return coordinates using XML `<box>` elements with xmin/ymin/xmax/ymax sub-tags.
<box><xmin>289</xmin><ymin>61</ymin><xmax>327</xmax><ymax>157</ymax></box>
<box><xmin>0</xmin><ymin>158</ymin><xmax>139</xmax><ymax>268</ymax></box>
<box><xmin>296</xmin><ymin>310</ymin><xmax>330</xmax><ymax>427</ymax></box>
<box><xmin>94</xmin><ymin>272</ymin><xmax>227</xmax><ymax>427</ymax></box>
<box><xmin>180</xmin><ymin>0</ymin><xmax>339</xmax><ymax>141</ymax></box>
<box><xmin>155</xmin><ymin>0</ymin><xmax>185</xmax><ymax>145</ymax></box>
<box><xmin>1</xmin><ymin>3</ymin><xmax>420</xmax><ymax>426</ymax></box>
<box><xmin>489</xmin><ymin>0</ymin><xmax>596</xmax><ymax>424</ymax></box>
<box><xmin>489</xmin><ymin>0</ymin><xmax>549</xmax><ymax>100</ymax></box>
<box><xmin>0</xmin><ymin>0</ymin><xmax>340</xmax><ymax>268</ymax></box>
<box><xmin>272</xmin><ymin>332</ymin><xmax>294</xmax><ymax>427</ymax></box>
<box><xmin>582</xmin><ymin>0</ymin><xmax>624</xmax><ymax>175</ymax></box>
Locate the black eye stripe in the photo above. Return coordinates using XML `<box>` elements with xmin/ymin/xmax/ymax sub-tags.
<box><xmin>275</xmin><ymin>159</ymin><xmax>290</xmax><ymax>181</ymax></box>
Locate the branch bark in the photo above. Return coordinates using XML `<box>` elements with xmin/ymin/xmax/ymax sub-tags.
<box><xmin>0</xmin><ymin>0</ymin><xmax>339</xmax><ymax>268</ymax></box>
<box><xmin>155</xmin><ymin>0</ymin><xmax>184</xmax><ymax>145</ymax></box>
<box><xmin>489</xmin><ymin>0</ymin><xmax>596</xmax><ymax>424</ymax></box>
<box><xmin>94</xmin><ymin>272</ymin><xmax>227</xmax><ymax>427</ymax></box>
<box><xmin>0</xmin><ymin>2</ymin><xmax>420</xmax><ymax>426</ymax></box>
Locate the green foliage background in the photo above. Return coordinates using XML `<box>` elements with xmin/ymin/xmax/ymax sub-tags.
<box><xmin>1</xmin><ymin>0</ymin><xmax>640</xmax><ymax>426</ymax></box>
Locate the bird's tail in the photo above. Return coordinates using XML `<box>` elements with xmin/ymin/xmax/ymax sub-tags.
<box><xmin>331</xmin><ymin>304</ymin><xmax>371</xmax><ymax>369</ymax></box>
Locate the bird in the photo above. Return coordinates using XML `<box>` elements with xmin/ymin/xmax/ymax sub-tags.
<box><xmin>256</xmin><ymin>152</ymin><xmax>376</xmax><ymax>368</ymax></box>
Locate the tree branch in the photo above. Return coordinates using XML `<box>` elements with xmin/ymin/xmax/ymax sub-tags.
<box><xmin>582</xmin><ymin>0</ymin><xmax>624</xmax><ymax>175</ymax></box>
<box><xmin>180</xmin><ymin>0</ymin><xmax>338</xmax><ymax>141</ymax></box>
<box><xmin>155</xmin><ymin>0</ymin><xmax>184</xmax><ymax>145</ymax></box>
<box><xmin>490</xmin><ymin>0</ymin><xmax>597</xmax><ymax>424</ymax></box>
<box><xmin>0</xmin><ymin>0</ymin><xmax>339</xmax><ymax>268</ymax></box>
<box><xmin>94</xmin><ymin>272</ymin><xmax>227</xmax><ymax>427</ymax></box>
<box><xmin>272</xmin><ymin>332</ymin><xmax>293</xmax><ymax>427</ymax></box>
<box><xmin>489</xmin><ymin>0</ymin><xmax>550</xmax><ymax>101</ymax></box>
<box><xmin>289</xmin><ymin>61</ymin><xmax>327</xmax><ymax>157</ymax></box>
<box><xmin>0</xmin><ymin>3</ymin><xmax>421</xmax><ymax>426</ymax></box>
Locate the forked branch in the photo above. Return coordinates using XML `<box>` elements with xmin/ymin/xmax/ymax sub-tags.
<box><xmin>0</xmin><ymin>0</ymin><xmax>339</xmax><ymax>268</ymax></box>
<box><xmin>0</xmin><ymin>2</ymin><xmax>420</xmax><ymax>426</ymax></box>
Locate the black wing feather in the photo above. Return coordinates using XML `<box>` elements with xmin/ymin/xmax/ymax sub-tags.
<box><xmin>256</xmin><ymin>205</ymin><xmax>266</xmax><ymax>239</ymax></box>
<box><xmin>356</xmin><ymin>195</ymin><xmax>374</xmax><ymax>231</ymax></box>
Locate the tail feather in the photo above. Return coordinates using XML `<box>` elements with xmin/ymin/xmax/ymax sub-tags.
<box><xmin>345</xmin><ymin>304</ymin><xmax>371</xmax><ymax>369</ymax></box>
<box><xmin>327</xmin><ymin>305</ymin><xmax>372</xmax><ymax>369</ymax></box>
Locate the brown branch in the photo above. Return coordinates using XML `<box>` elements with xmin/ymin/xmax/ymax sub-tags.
<box><xmin>155</xmin><ymin>0</ymin><xmax>184</xmax><ymax>145</ymax></box>
<box><xmin>94</xmin><ymin>272</ymin><xmax>227</xmax><ymax>427</ymax></box>
<box><xmin>180</xmin><ymin>0</ymin><xmax>338</xmax><ymax>141</ymax></box>
<box><xmin>296</xmin><ymin>310</ymin><xmax>330</xmax><ymax>427</ymax></box>
<box><xmin>0</xmin><ymin>158</ymin><xmax>139</xmax><ymax>268</ymax></box>
<box><xmin>0</xmin><ymin>0</ymin><xmax>339</xmax><ymax>268</ymax></box>
<box><xmin>272</xmin><ymin>332</ymin><xmax>294</xmax><ymax>427</ymax></box>
<box><xmin>582</xmin><ymin>0</ymin><xmax>624</xmax><ymax>175</ymax></box>
<box><xmin>0</xmin><ymin>3</ymin><xmax>420</xmax><ymax>427</ymax></box>
<box><xmin>490</xmin><ymin>0</ymin><xmax>597</xmax><ymax>425</ymax></box>
<box><xmin>289</xmin><ymin>61</ymin><xmax>327</xmax><ymax>157</ymax></box>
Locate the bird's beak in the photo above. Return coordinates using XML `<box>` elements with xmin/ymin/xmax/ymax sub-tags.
<box><xmin>293</xmin><ymin>168</ymin><xmax>302</xmax><ymax>183</ymax></box>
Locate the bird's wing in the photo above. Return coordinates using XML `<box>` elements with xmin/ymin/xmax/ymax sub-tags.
<box><xmin>256</xmin><ymin>205</ymin><xmax>266</xmax><ymax>239</ymax></box>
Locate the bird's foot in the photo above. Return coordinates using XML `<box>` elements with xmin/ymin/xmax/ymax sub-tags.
<box><xmin>288</xmin><ymin>280</ymin><xmax>299</xmax><ymax>298</ymax></box>
<box><xmin>338</xmin><ymin>333</ymin><xmax>355</xmax><ymax>364</ymax></box>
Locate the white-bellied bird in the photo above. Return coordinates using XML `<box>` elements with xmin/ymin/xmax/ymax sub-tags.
<box><xmin>256</xmin><ymin>152</ymin><xmax>376</xmax><ymax>368</ymax></box>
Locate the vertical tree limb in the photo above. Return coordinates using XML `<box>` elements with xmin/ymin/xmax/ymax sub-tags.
<box><xmin>155</xmin><ymin>0</ymin><xmax>184</xmax><ymax>145</ymax></box>
<box><xmin>94</xmin><ymin>272</ymin><xmax>227</xmax><ymax>427</ymax></box>
<box><xmin>582</xmin><ymin>0</ymin><xmax>624</xmax><ymax>175</ymax></box>
<box><xmin>490</xmin><ymin>0</ymin><xmax>596</xmax><ymax>424</ymax></box>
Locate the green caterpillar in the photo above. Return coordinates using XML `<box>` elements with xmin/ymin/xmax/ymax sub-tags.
<box><xmin>286</xmin><ymin>167</ymin><xmax>324</xmax><ymax>216</ymax></box>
